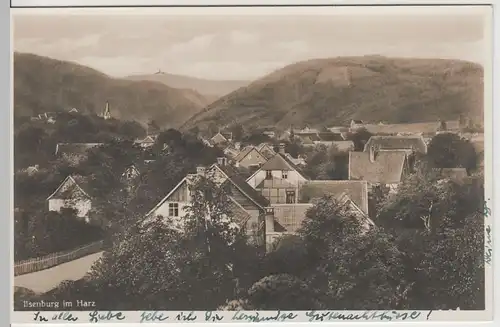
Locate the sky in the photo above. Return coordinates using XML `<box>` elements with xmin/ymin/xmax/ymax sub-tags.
<box><xmin>12</xmin><ymin>6</ymin><xmax>490</xmax><ymax>81</ymax></box>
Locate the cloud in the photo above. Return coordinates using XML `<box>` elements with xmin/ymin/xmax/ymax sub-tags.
<box><xmin>228</xmin><ymin>30</ymin><xmax>260</xmax><ymax>46</ymax></box>
<box><xmin>167</xmin><ymin>34</ymin><xmax>216</xmax><ymax>56</ymax></box>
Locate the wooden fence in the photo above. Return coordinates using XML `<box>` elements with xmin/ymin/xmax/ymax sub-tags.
<box><xmin>14</xmin><ymin>240</ymin><xmax>104</xmax><ymax>276</ymax></box>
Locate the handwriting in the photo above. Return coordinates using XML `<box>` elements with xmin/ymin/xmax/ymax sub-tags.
<box><xmin>427</xmin><ymin>310</ymin><xmax>433</xmax><ymax>320</ymax></box>
<box><xmin>305</xmin><ymin>310</ymin><xmax>422</xmax><ymax>322</ymax></box>
<box><xmin>485</xmin><ymin>224</ymin><xmax>493</xmax><ymax>265</ymax></box>
<box><xmin>140</xmin><ymin>311</ymin><xmax>168</xmax><ymax>323</ymax></box>
<box><xmin>232</xmin><ymin>310</ymin><xmax>298</xmax><ymax>322</ymax></box>
<box><xmin>175</xmin><ymin>311</ymin><xmax>197</xmax><ymax>321</ymax></box>
<box><xmin>52</xmin><ymin>312</ymin><xmax>78</xmax><ymax>322</ymax></box>
<box><xmin>89</xmin><ymin>311</ymin><xmax>125</xmax><ymax>323</ymax></box>
<box><xmin>33</xmin><ymin>311</ymin><xmax>48</xmax><ymax>322</ymax></box>
<box><xmin>205</xmin><ymin>311</ymin><xmax>224</xmax><ymax>322</ymax></box>
<box><xmin>483</xmin><ymin>199</ymin><xmax>491</xmax><ymax>218</ymax></box>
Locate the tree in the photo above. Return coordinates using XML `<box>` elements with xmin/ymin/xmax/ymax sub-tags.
<box><xmin>246</xmin><ymin>274</ymin><xmax>321</xmax><ymax>310</ymax></box>
<box><xmin>426</xmin><ymin>133</ymin><xmax>478</xmax><ymax>172</ymax></box>
<box><xmin>347</xmin><ymin>128</ymin><xmax>373</xmax><ymax>151</ymax></box>
<box><xmin>297</xmin><ymin>196</ymin><xmax>407</xmax><ymax>310</ymax></box>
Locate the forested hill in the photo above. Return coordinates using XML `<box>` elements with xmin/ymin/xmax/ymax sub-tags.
<box><xmin>183</xmin><ymin>56</ymin><xmax>483</xmax><ymax>131</ymax></box>
<box><xmin>14</xmin><ymin>53</ymin><xmax>207</xmax><ymax>129</ymax></box>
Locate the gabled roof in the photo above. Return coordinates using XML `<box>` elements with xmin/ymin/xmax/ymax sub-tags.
<box><xmin>298</xmin><ymin>180</ymin><xmax>369</xmax><ymax>215</ymax></box>
<box><xmin>351</xmin><ymin>120</ymin><xmax>363</xmax><ymax>124</ymax></box>
<box><xmin>259</xmin><ymin>153</ymin><xmax>306</xmax><ymax>177</ymax></box>
<box><xmin>318</xmin><ymin>132</ymin><xmax>344</xmax><ymax>141</ymax></box>
<box><xmin>271</xmin><ymin>203</ymin><xmax>313</xmax><ymax>233</ymax></box>
<box><xmin>364</xmin><ymin>135</ymin><xmax>427</xmax><ymax>154</ymax></box>
<box><xmin>55</xmin><ymin>143</ymin><xmax>103</xmax><ymax>156</ymax></box>
<box><xmin>135</xmin><ymin>136</ymin><xmax>156</xmax><ymax>144</ymax></box>
<box><xmin>349</xmin><ymin>150</ymin><xmax>407</xmax><ymax>184</ymax></box>
<box><xmin>210</xmin><ymin>132</ymin><xmax>229</xmax><ymax>143</ymax></box>
<box><xmin>46</xmin><ymin>175</ymin><xmax>92</xmax><ymax>200</ymax></box>
<box><xmin>215</xmin><ymin>164</ymin><xmax>270</xmax><ymax>209</ymax></box>
<box><xmin>233</xmin><ymin>146</ymin><xmax>256</xmax><ymax>162</ymax></box>
<box><xmin>146</xmin><ymin>164</ymin><xmax>270</xmax><ymax>218</ymax></box>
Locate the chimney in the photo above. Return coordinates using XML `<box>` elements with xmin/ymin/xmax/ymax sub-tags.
<box><xmin>217</xmin><ymin>157</ymin><xmax>227</xmax><ymax>166</ymax></box>
<box><xmin>196</xmin><ymin>166</ymin><xmax>206</xmax><ymax>176</ymax></box>
<box><xmin>279</xmin><ymin>143</ymin><xmax>286</xmax><ymax>154</ymax></box>
<box><xmin>265</xmin><ymin>207</ymin><xmax>275</xmax><ymax>233</ymax></box>
<box><xmin>235</xmin><ymin>142</ymin><xmax>241</xmax><ymax>150</ymax></box>
<box><xmin>369</xmin><ymin>145</ymin><xmax>378</xmax><ymax>163</ymax></box>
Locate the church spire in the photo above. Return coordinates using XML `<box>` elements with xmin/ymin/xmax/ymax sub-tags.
<box><xmin>103</xmin><ymin>101</ymin><xmax>111</xmax><ymax>120</ymax></box>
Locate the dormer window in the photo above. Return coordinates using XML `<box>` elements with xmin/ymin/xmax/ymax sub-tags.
<box><xmin>282</xmin><ymin>170</ymin><xmax>288</xmax><ymax>179</ymax></box>
<box><xmin>265</xmin><ymin>170</ymin><xmax>272</xmax><ymax>180</ymax></box>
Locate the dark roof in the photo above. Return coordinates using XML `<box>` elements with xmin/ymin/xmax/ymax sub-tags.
<box><xmin>349</xmin><ymin>150</ymin><xmax>407</xmax><ymax>184</ymax></box>
<box><xmin>217</xmin><ymin>164</ymin><xmax>270</xmax><ymax>208</ymax></box>
<box><xmin>271</xmin><ymin>204</ymin><xmax>313</xmax><ymax>233</ymax></box>
<box><xmin>352</xmin><ymin>120</ymin><xmax>363</xmax><ymax>124</ymax></box>
<box><xmin>298</xmin><ymin>180</ymin><xmax>369</xmax><ymax>215</ymax></box>
<box><xmin>55</xmin><ymin>143</ymin><xmax>103</xmax><ymax>156</ymax></box>
<box><xmin>318</xmin><ymin>132</ymin><xmax>344</xmax><ymax>141</ymax></box>
<box><xmin>364</xmin><ymin>135</ymin><xmax>427</xmax><ymax>154</ymax></box>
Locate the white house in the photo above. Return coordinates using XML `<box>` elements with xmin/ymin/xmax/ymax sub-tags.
<box><xmin>46</xmin><ymin>175</ymin><xmax>93</xmax><ymax>221</ymax></box>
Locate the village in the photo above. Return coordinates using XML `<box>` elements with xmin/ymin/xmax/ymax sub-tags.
<box><xmin>15</xmin><ymin>102</ymin><xmax>484</xmax><ymax>254</ymax></box>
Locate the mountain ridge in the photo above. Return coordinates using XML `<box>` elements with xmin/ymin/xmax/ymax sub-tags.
<box><xmin>13</xmin><ymin>52</ymin><xmax>209</xmax><ymax>129</ymax></box>
<box><xmin>182</xmin><ymin>56</ymin><xmax>484</xmax><ymax>132</ymax></box>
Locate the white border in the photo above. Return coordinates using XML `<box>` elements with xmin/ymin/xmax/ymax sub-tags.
<box><xmin>9</xmin><ymin>1</ymin><xmax>497</xmax><ymax>325</ymax></box>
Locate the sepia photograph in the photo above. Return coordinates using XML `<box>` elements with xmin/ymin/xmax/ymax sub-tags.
<box><xmin>10</xmin><ymin>4</ymin><xmax>492</xmax><ymax>321</ymax></box>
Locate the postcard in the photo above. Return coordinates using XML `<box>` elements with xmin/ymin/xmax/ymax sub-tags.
<box><xmin>10</xmin><ymin>3</ymin><xmax>493</xmax><ymax>324</ymax></box>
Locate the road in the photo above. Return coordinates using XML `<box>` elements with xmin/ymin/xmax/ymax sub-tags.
<box><xmin>14</xmin><ymin>252</ymin><xmax>104</xmax><ymax>294</ymax></box>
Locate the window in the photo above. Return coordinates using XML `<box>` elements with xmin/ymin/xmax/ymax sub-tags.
<box><xmin>286</xmin><ymin>191</ymin><xmax>296</xmax><ymax>204</ymax></box>
<box><xmin>265</xmin><ymin>170</ymin><xmax>272</xmax><ymax>180</ymax></box>
<box><xmin>282</xmin><ymin>170</ymin><xmax>288</xmax><ymax>179</ymax></box>
<box><xmin>168</xmin><ymin>202</ymin><xmax>179</xmax><ymax>217</ymax></box>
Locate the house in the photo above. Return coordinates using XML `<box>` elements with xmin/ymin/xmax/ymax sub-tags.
<box><xmin>265</xmin><ymin>180</ymin><xmax>374</xmax><ymax>249</ymax></box>
<box><xmin>145</xmin><ymin>157</ymin><xmax>270</xmax><ymax>245</ymax></box>
<box><xmin>362</xmin><ymin>122</ymin><xmax>441</xmax><ymax>135</ymax></box>
<box><xmin>233</xmin><ymin>146</ymin><xmax>267</xmax><ymax>169</ymax></box>
<box><xmin>256</xmin><ymin>143</ymin><xmax>276</xmax><ymax>160</ymax></box>
<box><xmin>263</xmin><ymin>131</ymin><xmax>276</xmax><ymax>138</ymax></box>
<box><xmin>223</xmin><ymin>145</ymin><xmax>240</xmax><ymax>159</ymax></box>
<box><xmin>363</xmin><ymin>135</ymin><xmax>428</xmax><ymax>154</ymax></box>
<box><xmin>134</xmin><ymin>135</ymin><xmax>156</xmax><ymax>148</ymax></box>
<box><xmin>19</xmin><ymin>165</ymin><xmax>40</xmax><ymax>176</ymax></box>
<box><xmin>350</xmin><ymin>120</ymin><xmax>364</xmax><ymax>130</ymax></box>
<box><xmin>210</xmin><ymin>131</ymin><xmax>233</xmax><ymax>145</ymax></box>
<box><xmin>330</xmin><ymin>140</ymin><xmax>355</xmax><ymax>152</ymax></box>
<box><xmin>284</xmin><ymin>153</ymin><xmax>306</xmax><ymax>166</ymax></box>
<box><xmin>348</xmin><ymin>146</ymin><xmax>410</xmax><ymax>193</ymax></box>
<box><xmin>47</xmin><ymin>175</ymin><xmax>93</xmax><ymax>221</ymax></box>
<box><xmin>200</xmin><ymin>137</ymin><xmax>214</xmax><ymax>148</ymax></box>
<box><xmin>246</xmin><ymin>145</ymin><xmax>308</xmax><ymax>204</ymax></box>
<box><xmin>122</xmin><ymin>164</ymin><xmax>141</xmax><ymax>181</ymax></box>
<box><xmin>327</xmin><ymin>126</ymin><xmax>350</xmax><ymax>134</ymax></box>
<box><xmin>69</xmin><ymin>108</ymin><xmax>79</xmax><ymax>113</ymax></box>
<box><xmin>55</xmin><ymin>143</ymin><xmax>103</xmax><ymax>165</ymax></box>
